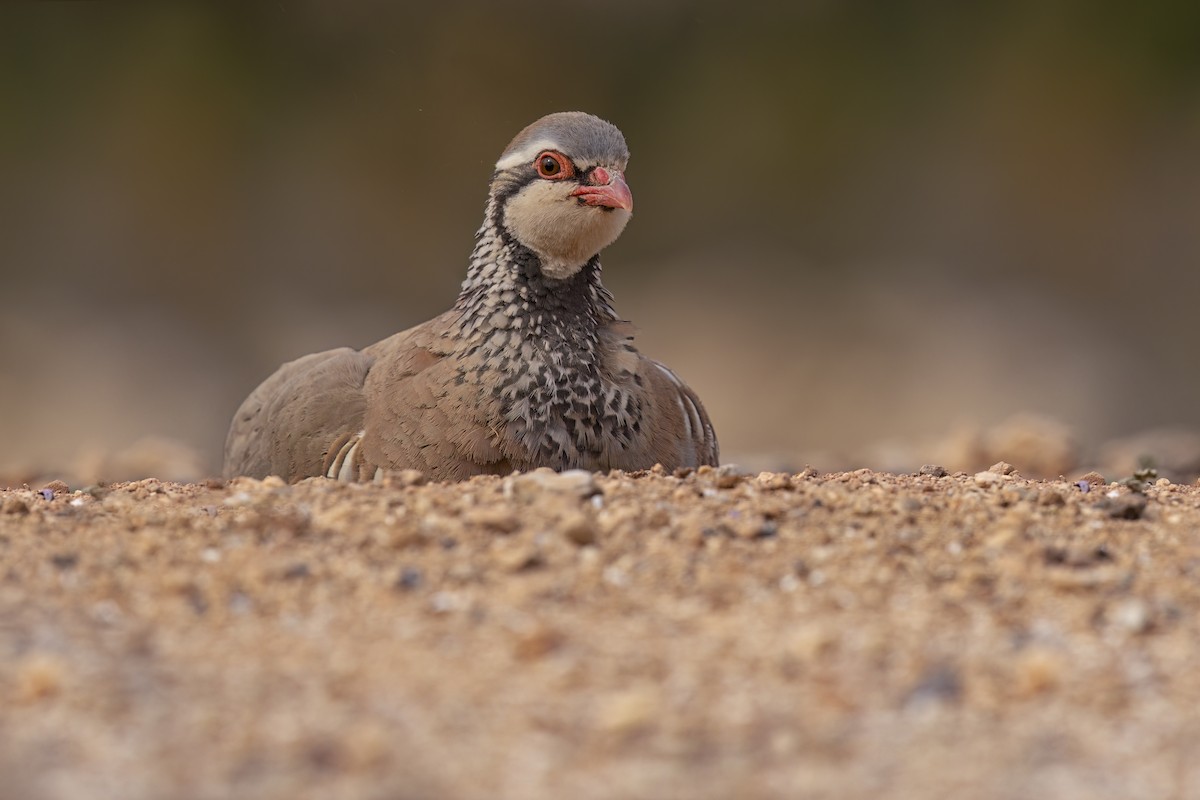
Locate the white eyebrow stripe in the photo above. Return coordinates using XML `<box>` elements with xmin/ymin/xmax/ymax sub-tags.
<box><xmin>494</xmin><ymin>139</ymin><xmax>561</xmax><ymax>170</ymax></box>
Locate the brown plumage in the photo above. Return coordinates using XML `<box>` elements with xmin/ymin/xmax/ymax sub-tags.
<box><xmin>224</xmin><ymin>112</ymin><xmax>718</xmax><ymax>483</ymax></box>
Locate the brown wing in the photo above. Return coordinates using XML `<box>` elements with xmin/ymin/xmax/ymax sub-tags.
<box><xmin>359</xmin><ymin>313</ymin><xmax>510</xmax><ymax>482</ymax></box>
<box><xmin>618</xmin><ymin>356</ymin><xmax>719</xmax><ymax>471</ymax></box>
<box><xmin>222</xmin><ymin>347</ymin><xmax>374</xmax><ymax>482</ymax></box>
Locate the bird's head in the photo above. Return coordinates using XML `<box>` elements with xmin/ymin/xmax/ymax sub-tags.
<box><xmin>491</xmin><ymin>112</ymin><xmax>633</xmax><ymax>280</ymax></box>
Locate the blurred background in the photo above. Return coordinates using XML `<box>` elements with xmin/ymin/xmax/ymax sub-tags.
<box><xmin>2</xmin><ymin>1</ymin><xmax>1199</xmax><ymax>484</ymax></box>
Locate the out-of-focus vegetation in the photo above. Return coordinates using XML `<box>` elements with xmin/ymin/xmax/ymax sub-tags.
<box><xmin>2</xmin><ymin>2</ymin><xmax>1199</xmax><ymax>478</ymax></box>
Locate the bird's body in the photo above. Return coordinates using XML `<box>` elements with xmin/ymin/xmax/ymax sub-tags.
<box><xmin>224</xmin><ymin>112</ymin><xmax>717</xmax><ymax>483</ymax></box>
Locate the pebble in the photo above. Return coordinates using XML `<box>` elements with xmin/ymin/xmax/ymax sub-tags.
<box><xmin>395</xmin><ymin>567</ymin><xmax>424</xmax><ymax>590</ymax></box>
<box><xmin>507</xmin><ymin>468</ymin><xmax>599</xmax><ymax>500</ymax></box>
<box><xmin>380</xmin><ymin>469</ymin><xmax>427</xmax><ymax>488</ymax></box>
<box><xmin>224</xmin><ymin>492</ymin><xmax>256</xmax><ymax>508</ymax></box>
<box><xmin>714</xmin><ymin>464</ymin><xmax>751</xmax><ymax>489</ymax></box>
<box><xmin>973</xmin><ymin>470</ymin><xmax>1005</xmax><ymax>488</ymax></box>
<box><xmin>1012</xmin><ymin>647</ymin><xmax>1063</xmax><ymax>697</ymax></box>
<box><xmin>428</xmin><ymin>591</ymin><xmax>463</xmax><ymax>613</ymax></box>
<box><xmin>596</xmin><ymin>687</ymin><xmax>660</xmax><ymax>734</ymax></box>
<box><xmin>602</xmin><ymin>565</ymin><xmax>629</xmax><ymax>587</ymax></box>
<box><xmin>464</xmin><ymin>507</ymin><xmax>521</xmax><ymax>534</ymax></box>
<box><xmin>1038</xmin><ymin>489</ymin><xmax>1066</xmax><ymax>507</ymax></box>
<box><xmin>491</xmin><ymin>540</ymin><xmax>541</xmax><ymax>572</ymax></box>
<box><xmin>512</xmin><ymin>625</ymin><xmax>564</xmax><ymax>661</ymax></box>
<box><xmin>14</xmin><ymin>654</ymin><xmax>67</xmax><ymax>703</ymax></box>
<box><xmin>559</xmin><ymin>511</ymin><xmax>598</xmax><ymax>546</ymax></box>
<box><xmin>1</xmin><ymin>496</ymin><xmax>30</xmax><ymax>515</ymax></box>
<box><xmin>1109</xmin><ymin>598</ymin><xmax>1152</xmax><ymax>633</ymax></box>
<box><xmin>1101</xmin><ymin>493</ymin><xmax>1148</xmax><ymax>520</ymax></box>
<box><xmin>757</xmin><ymin>472</ymin><xmax>792</xmax><ymax>491</ymax></box>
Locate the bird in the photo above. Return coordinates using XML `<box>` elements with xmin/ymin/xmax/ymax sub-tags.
<box><xmin>223</xmin><ymin>111</ymin><xmax>718</xmax><ymax>483</ymax></box>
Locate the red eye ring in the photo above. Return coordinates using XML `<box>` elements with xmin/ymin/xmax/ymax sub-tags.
<box><xmin>535</xmin><ymin>151</ymin><xmax>573</xmax><ymax>180</ymax></box>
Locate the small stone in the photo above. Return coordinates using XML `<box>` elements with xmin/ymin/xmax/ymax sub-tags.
<box><xmin>596</xmin><ymin>687</ymin><xmax>660</xmax><ymax>734</ymax></box>
<box><xmin>714</xmin><ymin>464</ymin><xmax>751</xmax><ymax>489</ymax></box>
<box><xmin>508</xmin><ymin>468</ymin><xmax>598</xmax><ymax>500</ymax></box>
<box><xmin>1045</xmin><ymin>563</ymin><xmax>1127</xmax><ymax>590</ymax></box>
<box><xmin>395</xmin><ymin>567</ymin><xmax>424</xmax><ymax>590</ymax></box>
<box><xmin>988</xmin><ymin>461</ymin><xmax>1017</xmax><ymax>476</ymax></box>
<box><xmin>339</xmin><ymin>722</ymin><xmax>393</xmax><ymax>771</ymax></box>
<box><xmin>1012</xmin><ymin>648</ymin><xmax>1063</xmax><ymax>697</ymax></box>
<box><xmin>919</xmin><ymin>464</ymin><xmax>948</xmax><ymax>477</ymax></box>
<box><xmin>973</xmin><ymin>471</ymin><xmax>1004</xmax><ymax>488</ymax></box>
<box><xmin>14</xmin><ymin>654</ymin><xmax>67</xmax><ymax>703</ymax></box>
<box><xmin>492</xmin><ymin>540</ymin><xmax>541</xmax><ymax>572</ymax></box>
<box><xmin>281</xmin><ymin>563</ymin><xmax>311</xmax><ymax>580</ymax></box>
<box><xmin>1109</xmin><ymin>598</ymin><xmax>1152</xmax><ymax>633</ymax></box>
<box><xmin>429</xmin><ymin>591</ymin><xmax>462</xmax><ymax>613</ymax></box>
<box><xmin>852</xmin><ymin>496</ymin><xmax>877</xmax><ymax>516</ymax></box>
<box><xmin>602</xmin><ymin>565</ymin><xmax>629</xmax><ymax>587</ymax></box>
<box><xmin>787</xmin><ymin>624</ymin><xmax>835</xmax><ymax>660</ymax></box>
<box><xmin>905</xmin><ymin>664</ymin><xmax>963</xmax><ymax>709</ymax></box>
<box><xmin>380</xmin><ymin>469</ymin><xmax>427</xmax><ymax>488</ymax></box>
<box><xmin>50</xmin><ymin>553</ymin><xmax>78</xmax><ymax>570</ymax></box>
<box><xmin>1038</xmin><ymin>489</ymin><xmax>1066</xmax><ymax>507</ymax></box>
<box><xmin>1101</xmin><ymin>493</ymin><xmax>1148</xmax><ymax>520</ymax></box>
<box><xmin>731</xmin><ymin>516</ymin><xmax>775</xmax><ymax>539</ymax></box>
<box><xmin>757</xmin><ymin>472</ymin><xmax>792</xmax><ymax>491</ymax></box>
<box><xmin>1</xmin><ymin>496</ymin><xmax>29</xmax><ymax>515</ymax></box>
<box><xmin>225</xmin><ymin>491</ymin><xmax>256</xmax><ymax>508</ymax></box>
<box><xmin>560</xmin><ymin>511</ymin><xmax>598</xmax><ymax>546</ymax></box>
<box><xmin>513</xmin><ymin>624</ymin><xmax>564</xmax><ymax>661</ymax></box>
<box><xmin>465</xmin><ymin>507</ymin><xmax>521</xmax><ymax>534</ymax></box>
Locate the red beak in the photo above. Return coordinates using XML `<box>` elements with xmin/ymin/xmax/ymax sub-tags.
<box><xmin>569</xmin><ymin>168</ymin><xmax>633</xmax><ymax>212</ymax></box>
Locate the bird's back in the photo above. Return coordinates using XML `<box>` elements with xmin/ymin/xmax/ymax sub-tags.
<box><xmin>222</xmin><ymin>347</ymin><xmax>375</xmax><ymax>481</ymax></box>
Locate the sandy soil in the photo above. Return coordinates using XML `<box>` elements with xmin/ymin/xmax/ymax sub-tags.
<box><xmin>3</xmin><ymin>464</ymin><xmax>1200</xmax><ymax>799</ymax></box>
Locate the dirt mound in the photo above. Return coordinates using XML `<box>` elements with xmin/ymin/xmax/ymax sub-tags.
<box><xmin>2</xmin><ymin>466</ymin><xmax>1198</xmax><ymax>799</ymax></box>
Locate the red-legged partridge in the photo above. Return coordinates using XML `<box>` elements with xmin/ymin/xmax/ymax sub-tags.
<box><xmin>224</xmin><ymin>112</ymin><xmax>718</xmax><ymax>482</ymax></box>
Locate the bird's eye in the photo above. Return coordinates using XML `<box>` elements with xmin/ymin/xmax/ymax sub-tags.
<box><xmin>535</xmin><ymin>151</ymin><xmax>571</xmax><ymax>179</ymax></box>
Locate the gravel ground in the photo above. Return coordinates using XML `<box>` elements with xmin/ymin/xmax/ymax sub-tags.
<box><xmin>3</xmin><ymin>465</ymin><xmax>1200</xmax><ymax>799</ymax></box>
